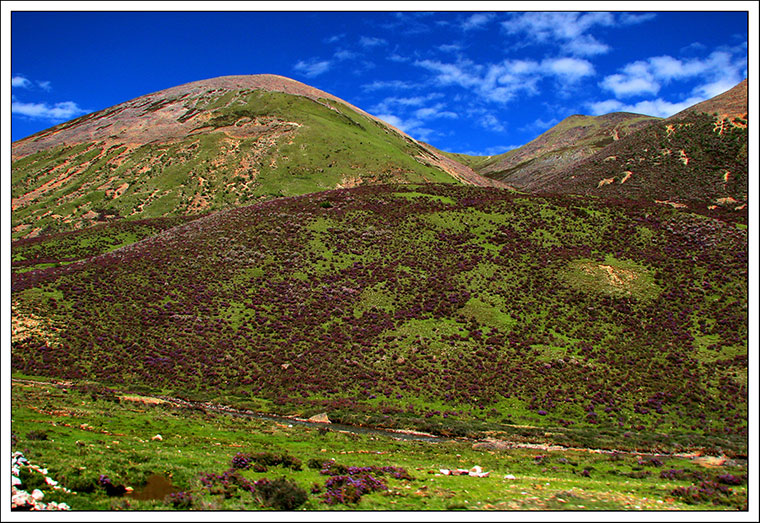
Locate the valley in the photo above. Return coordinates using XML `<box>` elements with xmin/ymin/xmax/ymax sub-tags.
<box><xmin>10</xmin><ymin>74</ymin><xmax>749</xmax><ymax>512</ymax></box>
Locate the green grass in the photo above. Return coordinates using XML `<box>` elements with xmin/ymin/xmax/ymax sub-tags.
<box><xmin>12</xmin><ymin>88</ymin><xmax>461</xmax><ymax>240</ymax></box>
<box><xmin>558</xmin><ymin>255</ymin><xmax>661</xmax><ymax>301</ymax></box>
<box><xmin>11</xmin><ymin>380</ymin><xmax>748</xmax><ymax>511</ymax></box>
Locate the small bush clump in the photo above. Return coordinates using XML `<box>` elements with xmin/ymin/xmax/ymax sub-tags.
<box><xmin>670</xmin><ymin>480</ymin><xmax>737</xmax><ymax>506</ymax></box>
<box><xmin>323</xmin><ymin>474</ymin><xmax>387</xmax><ymax>505</ymax></box>
<box><xmin>25</xmin><ymin>430</ymin><xmax>49</xmax><ymax>441</ymax></box>
<box><xmin>167</xmin><ymin>491</ymin><xmax>194</xmax><ymax>509</ymax></box>
<box><xmin>253</xmin><ymin>477</ymin><xmax>308</xmax><ymax>510</ymax></box>
<box><xmin>230</xmin><ymin>451</ymin><xmax>302</xmax><ymax>472</ymax></box>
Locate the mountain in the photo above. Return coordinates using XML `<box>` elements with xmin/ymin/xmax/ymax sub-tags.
<box><xmin>451</xmin><ymin>79</ymin><xmax>748</xmax><ymax>216</ymax></box>
<box><xmin>458</xmin><ymin>112</ymin><xmax>660</xmax><ymax>189</ymax></box>
<box><xmin>11</xmin><ymin>74</ymin><xmax>505</xmax><ymax>239</ymax></box>
<box><xmin>11</xmin><ymin>183</ymin><xmax>747</xmax><ymax>449</ymax></box>
<box><xmin>670</xmin><ymin>79</ymin><xmax>748</xmax><ymax>120</ymax></box>
<box><xmin>533</xmin><ymin>80</ymin><xmax>748</xmax><ymax>217</ymax></box>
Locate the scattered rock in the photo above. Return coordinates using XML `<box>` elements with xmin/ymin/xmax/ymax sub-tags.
<box><xmin>151</xmin><ymin>434</ymin><xmax>163</xmax><ymax>441</ymax></box>
<box><xmin>691</xmin><ymin>455</ymin><xmax>726</xmax><ymax>468</ymax></box>
<box><xmin>472</xmin><ymin>439</ymin><xmax>511</xmax><ymax>451</ymax></box>
<box><xmin>439</xmin><ymin>466</ymin><xmax>490</xmax><ymax>477</ymax></box>
<box><xmin>308</xmin><ymin>412</ymin><xmax>331</xmax><ymax>424</ymax></box>
<box><xmin>468</xmin><ymin>466</ymin><xmax>490</xmax><ymax>477</ymax></box>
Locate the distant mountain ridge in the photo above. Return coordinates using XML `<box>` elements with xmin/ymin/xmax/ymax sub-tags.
<box><xmin>455</xmin><ymin>78</ymin><xmax>747</xmax><ymax>217</ymax></box>
<box><xmin>468</xmin><ymin>112</ymin><xmax>660</xmax><ymax>189</ymax></box>
<box><xmin>531</xmin><ymin>80</ymin><xmax>748</xmax><ymax>215</ymax></box>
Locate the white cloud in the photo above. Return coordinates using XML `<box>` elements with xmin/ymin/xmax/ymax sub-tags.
<box><xmin>388</xmin><ymin>53</ymin><xmax>409</xmax><ymax>63</ymax></box>
<box><xmin>542</xmin><ymin>57</ymin><xmax>595</xmax><ymax>80</ymax></box>
<box><xmin>359</xmin><ymin>36</ymin><xmax>387</xmax><ymax>47</ymax></box>
<box><xmin>587</xmin><ymin>99</ymin><xmax>626</xmax><ymax>115</ymax></box>
<box><xmin>461</xmin><ymin>144</ymin><xmax>519</xmax><ymax>156</ymax></box>
<box><xmin>564</xmin><ymin>35</ymin><xmax>610</xmax><ymax>57</ymax></box>
<box><xmin>413</xmin><ymin>103</ymin><xmax>458</xmax><ymax>120</ymax></box>
<box><xmin>371</xmin><ymin>95</ymin><xmax>455</xmax><ymax>140</ymax></box>
<box><xmin>12</xmin><ymin>76</ymin><xmax>33</xmax><ymax>88</ymax></box>
<box><xmin>479</xmin><ymin>113</ymin><xmax>505</xmax><ymax>133</ymax></box>
<box><xmin>370</xmin><ymin>94</ymin><xmax>446</xmax><ymax>117</ymax></box>
<box><xmin>587</xmin><ymin>96</ymin><xmax>703</xmax><ymax>118</ymax></box>
<box><xmin>12</xmin><ymin>98</ymin><xmax>88</xmax><ymax>120</ymax></box>
<box><xmin>501</xmin><ymin>12</ymin><xmax>653</xmax><ymax>57</ymax></box>
<box><xmin>415</xmin><ymin>56</ymin><xmax>592</xmax><ymax>104</ymax></box>
<box><xmin>415</xmin><ymin>59</ymin><xmax>530</xmax><ymax>103</ymax></box>
<box><xmin>439</xmin><ymin>42</ymin><xmax>463</xmax><ymax>53</ymax></box>
<box><xmin>601</xmin><ymin>72</ymin><xmax>659</xmax><ymax>98</ymax></box>
<box><xmin>333</xmin><ymin>49</ymin><xmax>358</xmax><ymax>61</ymax></box>
<box><xmin>12</xmin><ymin>75</ymin><xmax>53</xmax><ymax>91</ymax></box>
<box><xmin>293</xmin><ymin>59</ymin><xmax>332</xmax><ymax>78</ymax></box>
<box><xmin>600</xmin><ymin>49</ymin><xmax>747</xmax><ymax>100</ymax></box>
<box><xmin>376</xmin><ymin>113</ymin><xmax>405</xmax><ymax>128</ymax></box>
<box><xmin>619</xmin><ymin>12</ymin><xmax>657</xmax><ymax>25</ymax></box>
<box><xmin>521</xmin><ymin>117</ymin><xmax>559</xmax><ymax>133</ymax></box>
<box><xmin>462</xmin><ymin>13</ymin><xmax>495</xmax><ymax>31</ymax></box>
<box><xmin>324</xmin><ymin>34</ymin><xmax>344</xmax><ymax>44</ymax></box>
<box><xmin>502</xmin><ymin>12</ymin><xmax>614</xmax><ymax>41</ymax></box>
<box><xmin>693</xmin><ymin>78</ymin><xmax>740</xmax><ymax>99</ymax></box>
<box><xmin>361</xmin><ymin>79</ymin><xmax>417</xmax><ymax>91</ymax></box>
<box><xmin>382</xmin><ymin>12</ymin><xmax>434</xmax><ymax>35</ymax></box>
<box><xmin>415</xmin><ymin>59</ymin><xmax>482</xmax><ymax>89</ymax></box>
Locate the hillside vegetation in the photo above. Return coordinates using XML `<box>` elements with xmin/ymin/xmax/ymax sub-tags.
<box><xmin>473</xmin><ymin>113</ymin><xmax>659</xmax><ymax>188</ymax></box>
<box><xmin>543</xmin><ymin>111</ymin><xmax>748</xmax><ymax>219</ymax></box>
<box><xmin>11</xmin><ymin>75</ymin><xmax>501</xmax><ymax>240</ymax></box>
<box><xmin>11</xmin><ymin>379</ymin><xmax>748</xmax><ymax>511</ymax></box>
<box><xmin>12</xmin><ymin>184</ymin><xmax>747</xmax><ymax>455</ymax></box>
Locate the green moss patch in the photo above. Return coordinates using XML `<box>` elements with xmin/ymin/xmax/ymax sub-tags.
<box><xmin>559</xmin><ymin>255</ymin><xmax>661</xmax><ymax>301</ymax></box>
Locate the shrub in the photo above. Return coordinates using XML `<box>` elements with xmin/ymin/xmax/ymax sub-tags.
<box><xmin>716</xmin><ymin>473</ymin><xmax>746</xmax><ymax>485</ymax></box>
<box><xmin>323</xmin><ymin>474</ymin><xmax>387</xmax><ymax>505</ymax></box>
<box><xmin>670</xmin><ymin>480</ymin><xmax>735</xmax><ymax>506</ymax></box>
<box><xmin>307</xmin><ymin>458</ymin><xmax>325</xmax><ymax>470</ymax></box>
<box><xmin>253</xmin><ymin>477</ymin><xmax>308</xmax><ymax>510</ymax></box>
<box><xmin>26</xmin><ymin>430</ymin><xmax>49</xmax><ymax>441</ymax></box>
<box><xmin>660</xmin><ymin>468</ymin><xmax>687</xmax><ymax>480</ymax></box>
<box><xmin>198</xmin><ymin>469</ymin><xmax>254</xmax><ymax>498</ymax></box>
<box><xmin>167</xmin><ymin>491</ymin><xmax>194</xmax><ymax>509</ymax></box>
<box><xmin>638</xmin><ymin>456</ymin><xmax>664</xmax><ymax>467</ymax></box>
<box><xmin>230</xmin><ymin>451</ymin><xmax>302</xmax><ymax>471</ymax></box>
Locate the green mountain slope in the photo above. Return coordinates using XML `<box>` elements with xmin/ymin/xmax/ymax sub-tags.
<box><xmin>11</xmin><ymin>75</ymin><xmax>503</xmax><ymax>240</ymax></box>
<box><xmin>12</xmin><ymin>184</ymin><xmax>747</xmax><ymax>452</ymax></box>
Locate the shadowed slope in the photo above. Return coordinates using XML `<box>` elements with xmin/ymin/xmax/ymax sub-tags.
<box><xmin>452</xmin><ymin>112</ymin><xmax>659</xmax><ymax>190</ymax></box>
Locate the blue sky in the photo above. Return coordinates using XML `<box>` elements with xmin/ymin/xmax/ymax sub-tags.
<box><xmin>8</xmin><ymin>7</ymin><xmax>751</xmax><ymax>155</ymax></box>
